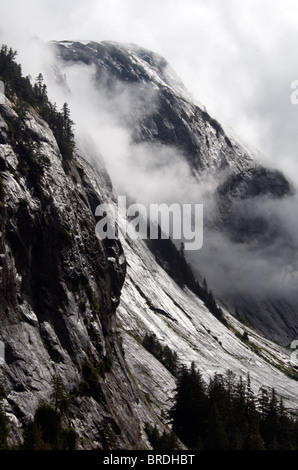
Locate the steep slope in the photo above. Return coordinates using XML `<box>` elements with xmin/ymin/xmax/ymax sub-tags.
<box><xmin>116</xmin><ymin>218</ymin><xmax>298</xmax><ymax>413</ymax></box>
<box><xmin>52</xmin><ymin>40</ymin><xmax>298</xmax><ymax>346</ymax></box>
<box><xmin>0</xmin><ymin>94</ymin><xmax>176</xmax><ymax>449</ymax></box>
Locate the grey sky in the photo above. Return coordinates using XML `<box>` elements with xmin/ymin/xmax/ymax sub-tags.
<box><xmin>1</xmin><ymin>0</ymin><xmax>298</xmax><ymax>181</ymax></box>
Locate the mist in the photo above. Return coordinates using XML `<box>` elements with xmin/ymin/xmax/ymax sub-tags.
<box><xmin>41</xmin><ymin>51</ymin><xmax>298</xmax><ymax>310</ymax></box>
<box><xmin>2</xmin><ymin>2</ymin><xmax>298</xmax><ymax>320</ymax></box>
<box><xmin>192</xmin><ymin>194</ymin><xmax>298</xmax><ymax>303</ymax></box>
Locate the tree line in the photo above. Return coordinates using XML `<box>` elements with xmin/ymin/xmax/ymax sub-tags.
<box><xmin>169</xmin><ymin>362</ymin><xmax>298</xmax><ymax>450</ymax></box>
<box><xmin>142</xmin><ymin>332</ymin><xmax>179</xmax><ymax>377</ymax></box>
<box><xmin>147</xmin><ymin>235</ymin><xmax>227</xmax><ymax>325</ymax></box>
<box><xmin>0</xmin><ymin>44</ymin><xmax>75</xmax><ymax>162</ymax></box>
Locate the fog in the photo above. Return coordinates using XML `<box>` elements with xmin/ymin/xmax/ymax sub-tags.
<box><xmin>41</xmin><ymin>54</ymin><xmax>298</xmax><ymax>308</ymax></box>
<box><xmin>191</xmin><ymin>194</ymin><xmax>298</xmax><ymax>303</ymax></box>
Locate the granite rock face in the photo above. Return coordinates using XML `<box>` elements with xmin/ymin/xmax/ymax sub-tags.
<box><xmin>0</xmin><ymin>99</ymin><xmax>168</xmax><ymax>449</ymax></box>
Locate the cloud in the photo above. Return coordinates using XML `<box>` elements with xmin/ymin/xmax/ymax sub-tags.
<box><xmin>192</xmin><ymin>194</ymin><xmax>298</xmax><ymax>301</ymax></box>
<box><xmin>2</xmin><ymin>0</ymin><xmax>298</xmax><ymax>181</ymax></box>
<box><xmin>2</xmin><ymin>0</ymin><xmax>298</xmax><ymax>328</ymax></box>
<box><xmin>60</xmin><ymin>57</ymin><xmax>298</xmax><ymax>306</ymax></box>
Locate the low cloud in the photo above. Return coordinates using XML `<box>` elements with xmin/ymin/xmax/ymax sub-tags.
<box><xmin>20</xmin><ymin>48</ymin><xmax>298</xmax><ymax>311</ymax></box>
<box><xmin>2</xmin><ymin>4</ymin><xmax>298</xmax><ymax>328</ymax></box>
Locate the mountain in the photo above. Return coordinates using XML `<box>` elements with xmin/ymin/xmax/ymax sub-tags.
<box><xmin>53</xmin><ymin>40</ymin><xmax>298</xmax><ymax>346</ymax></box>
<box><xmin>0</xmin><ymin>41</ymin><xmax>298</xmax><ymax>450</ymax></box>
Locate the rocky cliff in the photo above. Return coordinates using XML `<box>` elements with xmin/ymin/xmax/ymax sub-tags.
<box><xmin>0</xmin><ymin>95</ymin><xmax>173</xmax><ymax>449</ymax></box>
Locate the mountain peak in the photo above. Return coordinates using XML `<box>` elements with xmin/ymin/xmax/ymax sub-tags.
<box><xmin>51</xmin><ymin>38</ymin><xmax>296</xmax><ymax>345</ymax></box>
<box><xmin>52</xmin><ymin>39</ymin><xmax>191</xmax><ymax>100</ymax></box>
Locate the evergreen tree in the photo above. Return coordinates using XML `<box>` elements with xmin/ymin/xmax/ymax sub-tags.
<box><xmin>60</xmin><ymin>102</ymin><xmax>75</xmax><ymax>160</ymax></box>
<box><xmin>144</xmin><ymin>423</ymin><xmax>179</xmax><ymax>450</ymax></box>
<box><xmin>0</xmin><ymin>44</ymin><xmax>76</xmax><ymax>162</ymax></box>
<box><xmin>207</xmin><ymin>373</ymin><xmax>230</xmax><ymax>421</ymax></box>
<box><xmin>170</xmin><ymin>363</ymin><xmax>207</xmax><ymax>449</ymax></box>
<box><xmin>50</xmin><ymin>373</ymin><xmax>72</xmax><ymax>422</ymax></box>
<box><xmin>34</xmin><ymin>73</ymin><xmax>46</xmax><ymax>100</ymax></box>
<box><xmin>142</xmin><ymin>333</ymin><xmax>179</xmax><ymax>377</ymax></box>
<box><xmin>34</xmin><ymin>403</ymin><xmax>62</xmax><ymax>449</ymax></box>
<box><xmin>0</xmin><ymin>45</ymin><xmax>30</xmax><ymax>102</ymax></box>
<box><xmin>244</xmin><ymin>420</ymin><xmax>265</xmax><ymax>450</ymax></box>
<box><xmin>276</xmin><ymin>397</ymin><xmax>294</xmax><ymax>450</ymax></box>
<box><xmin>204</xmin><ymin>404</ymin><xmax>229</xmax><ymax>450</ymax></box>
<box><xmin>22</xmin><ymin>421</ymin><xmax>48</xmax><ymax>450</ymax></box>
<box><xmin>259</xmin><ymin>388</ymin><xmax>279</xmax><ymax>449</ymax></box>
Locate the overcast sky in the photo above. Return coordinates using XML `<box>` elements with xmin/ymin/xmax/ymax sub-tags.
<box><xmin>1</xmin><ymin>0</ymin><xmax>298</xmax><ymax>181</ymax></box>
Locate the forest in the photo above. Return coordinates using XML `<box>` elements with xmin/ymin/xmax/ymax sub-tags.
<box><xmin>0</xmin><ymin>44</ymin><xmax>75</xmax><ymax>162</ymax></box>
<box><xmin>168</xmin><ymin>362</ymin><xmax>298</xmax><ymax>450</ymax></box>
